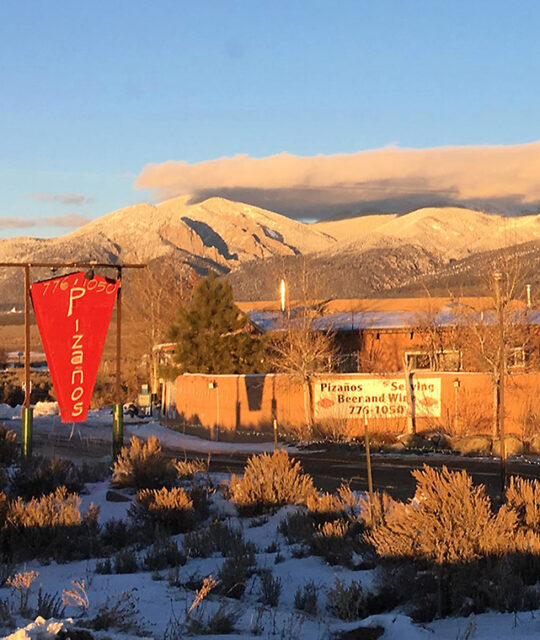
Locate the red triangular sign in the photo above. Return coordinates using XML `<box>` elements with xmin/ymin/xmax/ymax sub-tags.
<box><xmin>31</xmin><ymin>272</ymin><xmax>120</xmax><ymax>422</ymax></box>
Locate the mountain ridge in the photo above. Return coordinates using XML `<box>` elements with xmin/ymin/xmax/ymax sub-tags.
<box><xmin>0</xmin><ymin>196</ymin><xmax>538</xmax><ymax>303</ymax></box>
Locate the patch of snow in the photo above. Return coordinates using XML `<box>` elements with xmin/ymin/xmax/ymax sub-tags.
<box><xmin>5</xmin><ymin>617</ymin><xmax>71</xmax><ymax>640</ymax></box>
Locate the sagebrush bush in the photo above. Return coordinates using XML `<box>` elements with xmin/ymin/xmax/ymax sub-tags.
<box><xmin>10</xmin><ymin>457</ymin><xmax>85</xmax><ymax>499</ymax></box>
<box><xmin>0</xmin><ymin>425</ymin><xmax>17</xmax><ymax>466</ymax></box>
<box><xmin>216</xmin><ymin>540</ymin><xmax>256</xmax><ymax>599</ymax></box>
<box><xmin>1</xmin><ymin>487</ymin><xmax>100</xmax><ymax>562</ymax></box>
<box><xmin>130</xmin><ymin>486</ymin><xmax>194</xmax><ymax>533</ymax></box>
<box><xmin>258</xmin><ymin>569</ymin><xmax>282</xmax><ymax>607</ymax></box>
<box><xmin>173</xmin><ymin>457</ymin><xmax>208</xmax><ymax>479</ymax></box>
<box><xmin>230</xmin><ymin>450</ymin><xmax>316</xmax><ymax>514</ymax></box>
<box><xmin>294</xmin><ymin>580</ymin><xmax>318</xmax><ymax>615</ymax></box>
<box><xmin>114</xmin><ymin>549</ymin><xmax>139</xmax><ymax>573</ymax></box>
<box><xmin>506</xmin><ymin>476</ymin><xmax>540</xmax><ymax>534</ymax></box>
<box><xmin>327</xmin><ymin>578</ymin><xmax>367</xmax><ymax>621</ymax></box>
<box><xmin>184</xmin><ymin>520</ymin><xmax>251</xmax><ymax>558</ymax></box>
<box><xmin>365</xmin><ymin>466</ymin><xmax>540</xmax><ymax>619</ymax></box>
<box><xmin>367</xmin><ymin>465</ymin><xmax>515</xmax><ymax>564</ymax></box>
<box><xmin>112</xmin><ymin>436</ymin><xmax>175</xmax><ymax>490</ymax></box>
<box><xmin>310</xmin><ymin>519</ymin><xmax>352</xmax><ymax>566</ymax></box>
<box><xmin>7</xmin><ymin>486</ymin><xmax>85</xmax><ymax>528</ymax></box>
<box><xmin>143</xmin><ymin>538</ymin><xmax>185</xmax><ymax>571</ymax></box>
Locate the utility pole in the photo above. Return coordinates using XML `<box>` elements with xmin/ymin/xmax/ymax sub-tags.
<box><xmin>22</xmin><ymin>265</ymin><xmax>32</xmax><ymax>461</ymax></box>
<box><xmin>113</xmin><ymin>267</ymin><xmax>123</xmax><ymax>459</ymax></box>
<box><xmin>494</xmin><ymin>271</ymin><xmax>506</xmax><ymax>493</ymax></box>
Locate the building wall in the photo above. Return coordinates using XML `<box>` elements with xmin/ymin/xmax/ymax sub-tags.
<box><xmin>169</xmin><ymin>371</ymin><xmax>540</xmax><ymax>440</ymax></box>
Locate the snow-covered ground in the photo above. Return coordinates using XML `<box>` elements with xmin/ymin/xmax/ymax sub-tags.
<box><xmin>2</xmin><ymin>409</ymin><xmax>540</xmax><ymax>639</ymax></box>
<box><xmin>1</xmin><ymin>469</ymin><xmax>540</xmax><ymax>639</ymax></box>
<box><xmin>1</xmin><ymin>404</ymin><xmax>302</xmax><ymax>456</ymax></box>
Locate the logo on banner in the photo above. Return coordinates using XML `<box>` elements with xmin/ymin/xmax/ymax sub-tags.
<box><xmin>31</xmin><ymin>272</ymin><xmax>119</xmax><ymax>422</ymax></box>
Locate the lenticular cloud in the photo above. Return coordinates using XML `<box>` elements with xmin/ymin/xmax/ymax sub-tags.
<box><xmin>135</xmin><ymin>141</ymin><xmax>540</xmax><ymax>219</ymax></box>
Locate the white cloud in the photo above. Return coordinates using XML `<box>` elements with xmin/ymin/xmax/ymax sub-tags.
<box><xmin>135</xmin><ymin>141</ymin><xmax>540</xmax><ymax>218</ymax></box>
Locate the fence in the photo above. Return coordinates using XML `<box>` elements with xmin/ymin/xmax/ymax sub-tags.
<box><xmin>161</xmin><ymin>371</ymin><xmax>540</xmax><ymax>440</ymax></box>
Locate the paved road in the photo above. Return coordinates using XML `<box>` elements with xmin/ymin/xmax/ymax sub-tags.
<box><xmin>32</xmin><ymin>429</ymin><xmax>540</xmax><ymax>501</ymax></box>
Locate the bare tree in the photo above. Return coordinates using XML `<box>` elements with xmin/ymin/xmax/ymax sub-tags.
<box><xmin>125</xmin><ymin>256</ymin><xmax>197</xmax><ymax>396</ymax></box>
<box><xmin>267</xmin><ymin>313</ymin><xmax>336</xmax><ymax>431</ymax></box>
<box><xmin>458</xmin><ymin>253</ymin><xmax>535</xmax><ymax>440</ymax></box>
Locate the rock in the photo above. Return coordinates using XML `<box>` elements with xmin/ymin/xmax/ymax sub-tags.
<box><xmin>492</xmin><ymin>435</ymin><xmax>524</xmax><ymax>457</ymax></box>
<box><xmin>105</xmin><ymin>489</ymin><xmax>131</xmax><ymax>502</ymax></box>
<box><xmin>397</xmin><ymin>433</ymin><xmax>435</xmax><ymax>450</ymax></box>
<box><xmin>450</xmin><ymin>435</ymin><xmax>492</xmax><ymax>456</ymax></box>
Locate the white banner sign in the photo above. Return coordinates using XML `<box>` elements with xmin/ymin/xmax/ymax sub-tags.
<box><xmin>314</xmin><ymin>377</ymin><xmax>441</xmax><ymax>419</ymax></box>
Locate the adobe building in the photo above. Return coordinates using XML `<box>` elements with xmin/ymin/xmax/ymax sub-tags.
<box><xmin>159</xmin><ymin>297</ymin><xmax>540</xmax><ymax>441</ymax></box>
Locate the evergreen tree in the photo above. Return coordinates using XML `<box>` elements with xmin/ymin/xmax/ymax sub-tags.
<box><xmin>168</xmin><ymin>273</ymin><xmax>266</xmax><ymax>374</ymax></box>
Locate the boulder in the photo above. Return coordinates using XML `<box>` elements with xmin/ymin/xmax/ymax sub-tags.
<box><xmin>450</xmin><ymin>435</ymin><xmax>492</xmax><ymax>456</ymax></box>
<box><xmin>492</xmin><ymin>435</ymin><xmax>524</xmax><ymax>457</ymax></box>
<box><xmin>396</xmin><ymin>433</ymin><xmax>444</xmax><ymax>451</ymax></box>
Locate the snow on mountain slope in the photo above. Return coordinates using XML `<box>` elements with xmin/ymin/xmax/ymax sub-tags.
<box><xmin>315</xmin><ymin>207</ymin><xmax>540</xmax><ymax>260</ymax></box>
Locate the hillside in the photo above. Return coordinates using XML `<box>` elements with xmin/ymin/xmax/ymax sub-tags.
<box><xmin>0</xmin><ymin>197</ymin><xmax>539</xmax><ymax>304</ymax></box>
<box><xmin>314</xmin><ymin>206</ymin><xmax>540</xmax><ymax>260</ymax></box>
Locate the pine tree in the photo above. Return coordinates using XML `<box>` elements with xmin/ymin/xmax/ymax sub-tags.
<box><xmin>168</xmin><ymin>273</ymin><xmax>265</xmax><ymax>374</ymax></box>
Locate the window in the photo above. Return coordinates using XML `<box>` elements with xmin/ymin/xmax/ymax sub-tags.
<box><xmin>405</xmin><ymin>349</ymin><xmax>462</xmax><ymax>371</ymax></box>
<box><xmin>405</xmin><ymin>351</ymin><xmax>432</xmax><ymax>370</ymax></box>
<box><xmin>436</xmin><ymin>350</ymin><xmax>461</xmax><ymax>372</ymax></box>
<box><xmin>507</xmin><ymin>347</ymin><xmax>526</xmax><ymax>369</ymax></box>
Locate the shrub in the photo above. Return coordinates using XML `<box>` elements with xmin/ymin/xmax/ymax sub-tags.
<box><xmin>85</xmin><ymin>590</ymin><xmax>141</xmax><ymax>633</ymax></box>
<box><xmin>35</xmin><ymin>586</ymin><xmax>65</xmax><ymax>619</ymax></box>
<box><xmin>187</xmin><ymin>604</ymin><xmax>240</xmax><ymax>635</ymax></box>
<box><xmin>278</xmin><ymin>510</ymin><xmax>314</xmax><ymax>545</ymax></box>
<box><xmin>114</xmin><ymin>549</ymin><xmax>139</xmax><ymax>573</ymax></box>
<box><xmin>184</xmin><ymin>520</ymin><xmax>251</xmax><ymax>558</ymax></box>
<box><xmin>217</xmin><ymin>542</ymin><xmax>256</xmax><ymax>599</ymax></box>
<box><xmin>258</xmin><ymin>569</ymin><xmax>282</xmax><ymax>607</ymax></box>
<box><xmin>0</xmin><ymin>425</ymin><xmax>17</xmax><ymax>465</ymax></box>
<box><xmin>173</xmin><ymin>457</ymin><xmax>208</xmax><ymax>479</ymax></box>
<box><xmin>367</xmin><ymin>465</ymin><xmax>515</xmax><ymax>564</ymax></box>
<box><xmin>294</xmin><ymin>580</ymin><xmax>318</xmax><ymax>615</ymax></box>
<box><xmin>130</xmin><ymin>486</ymin><xmax>194</xmax><ymax>533</ymax></box>
<box><xmin>112</xmin><ymin>436</ymin><xmax>175</xmax><ymax>490</ymax></box>
<box><xmin>230</xmin><ymin>450</ymin><xmax>316</xmax><ymax>515</ymax></box>
<box><xmin>506</xmin><ymin>476</ymin><xmax>540</xmax><ymax>534</ymax></box>
<box><xmin>310</xmin><ymin>519</ymin><xmax>352</xmax><ymax>566</ymax></box>
<box><xmin>143</xmin><ymin>539</ymin><xmax>185</xmax><ymax>571</ymax></box>
<box><xmin>1</xmin><ymin>487</ymin><xmax>100</xmax><ymax>561</ymax></box>
<box><xmin>10</xmin><ymin>457</ymin><xmax>85</xmax><ymax>499</ymax></box>
<box><xmin>7</xmin><ymin>486</ymin><xmax>84</xmax><ymax>527</ymax></box>
<box><xmin>327</xmin><ymin>578</ymin><xmax>367</xmax><ymax>621</ymax></box>
<box><xmin>100</xmin><ymin>518</ymin><xmax>132</xmax><ymax>553</ymax></box>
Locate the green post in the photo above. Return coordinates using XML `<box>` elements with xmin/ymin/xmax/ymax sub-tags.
<box><xmin>113</xmin><ymin>403</ymin><xmax>124</xmax><ymax>459</ymax></box>
<box><xmin>21</xmin><ymin>406</ymin><xmax>33</xmax><ymax>461</ymax></box>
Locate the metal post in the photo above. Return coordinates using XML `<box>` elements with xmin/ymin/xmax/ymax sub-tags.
<box><xmin>21</xmin><ymin>265</ymin><xmax>33</xmax><ymax>460</ymax></box>
<box><xmin>273</xmin><ymin>418</ymin><xmax>278</xmax><ymax>451</ymax></box>
<box><xmin>494</xmin><ymin>272</ymin><xmax>506</xmax><ymax>493</ymax></box>
<box><xmin>364</xmin><ymin>411</ymin><xmax>375</xmax><ymax>525</ymax></box>
<box><xmin>112</xmin><ymin>268</ymin><xmax>123</xmax><ymax>458</ymax></box>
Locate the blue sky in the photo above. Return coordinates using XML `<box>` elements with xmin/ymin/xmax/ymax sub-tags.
<box><xmin>1</xmin><ymin>1</ymin><xmax>540</xmax><ymax>236</ymax></box>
